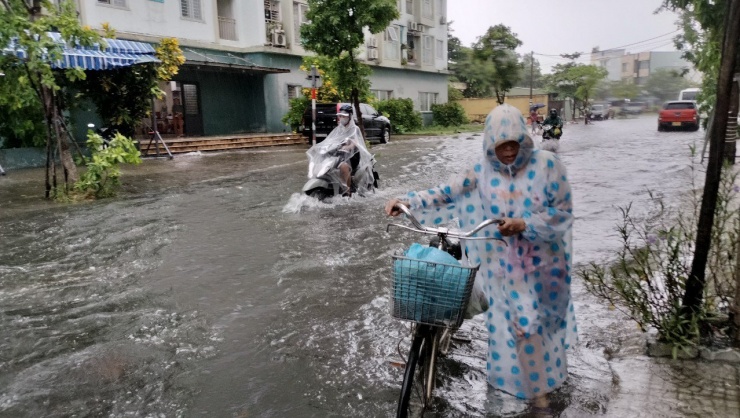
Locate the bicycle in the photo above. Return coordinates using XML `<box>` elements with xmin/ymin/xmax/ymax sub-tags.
<box><xmin>387</xmin><ymin>204</ymin><xmax>502</xmax><ymax>417</ymax></box>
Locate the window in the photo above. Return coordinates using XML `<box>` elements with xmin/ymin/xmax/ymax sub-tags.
<box><xmin>265</xmin><ymin>0</ymin><xmax>280</xmax><ymax>22</ymax></box>
<box><xmin>371</xmin><ymin>90</ymin><xmax>394</xmax><ymax>101</ymax></box>
<box><xmin>406</xmin><ymin>0</ymin><xmax>413</xmax><ymax>14</ymax></box>
<box><xmin>288</xmin><ymin>84</ymin><xmax>303</xmax><ymax>100</ymax></box>
<box><xmin>98</xmin><ymin>0</ymin><xmax>127</xmax><ymax>6</ymax></box>
<box><xmin>293</xmin><ymin>2</ymin><xmax>309</xmax><ymax>45</ymax></box>
<box><xmin>435</xmin><ymin>39</ymin><xmax>444</xmax><ymax>60</ymax></box>
<box><xmin>419</xmin><ymin>92</ymin><xmax>438</xmax><ymax>111</ymax></box>
<box><xmin>622</xmin><ymin>63</ymin><xmax>628</xmax><ymax>72</ymax></box>
<box><xmin>364</xmin><ymin>104</ymin><xmax>379</xmax><ymax>115</ymax></box>
<box><xmin>181</xmin><ymin>0</ymin><xmax>202</xmax><ymax>20</ymax></box>
<box><xmin>422</xmin><ymin>35</ymin><xmax>433</xmax><ymax>65</ymax></box>
<box><xmin>422</xmin><ymin>0</ymin><xmax>433</xmax><ymax>19</ymax></box>
<box><xmin>383</xmin><ymin>26</ymin><xmax>400</xmax><ymax>61</ymax></box>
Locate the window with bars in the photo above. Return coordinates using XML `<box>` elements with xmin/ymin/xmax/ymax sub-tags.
<box><xmin>181</xmin><ymin>0</ymin><xmax>202</xmax><ymax>20</ymax></box>
<box><xmin>383</xmin><ymin>26</ymin><xmax>400</xmax><ymax>61</ymax></box>
<box><xmin>287</xmin><ymin>84</ymin><xmax>303</xmax><ymax>100</ymax></box>
<box><xmin>422</xmin><ymin>35</ymin><xmax>433</xmax><ymax>65</ymax></box>
<box><xmin>97</xmin><ymin>0</ymin><xmax>127</xmax><ymax>7</ymax></box>
<box><xmin>419</xmin><ymin>92</ymin><xmax>438</xmax><ymax>111</ymax></box>
<box><xmin>265</xmin><ymin>0</ymin><xmax>280</xmax><ymax>22</ymax></box>
<box><xmin>293</xmin><ymin>2</ymin><xmax>309</xmax><ymax>45</ymax></box>
<box><xmin>371</xmin><ymin>90</ymin><xmax>394</xmax><ymax>101</ymax></box>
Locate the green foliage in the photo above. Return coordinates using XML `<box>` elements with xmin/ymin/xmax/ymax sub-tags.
<box><xmin>643</xmin><ymin>68</ymin><xmax>696</xmax><ymax>102</ymax></box>
<box><xmin>431</xmin><ymin>102</ymin><xmax>469</xmax><ymax>127</ymax></box>
<box><xmin>660</xmin><ymin>0</ymin><xmax>728</xmax><ymax>115</ymax></box>
<box><xmin>450</xmin><ymin>24</ymin><xmax>523</xmax><ymax>102</ymax></box>
<box><xmin>578</xmin><ymin>153</ymin><xmax>739</xmax><ymax>351</ymax></box>
<box><xmin>74</xmin><ymin>131</ymin><xmax>142</xmax><ymax>199</ymax></box>
<box><xmin>545</xmin><ymin>63</ymin><xmax>608</xmax><ymax>113</ymax></box>
<box><xmin>282</xmin><ymin>96</ymin><xmax>310</xmax><ymax>131</ymax></box>
<box><xmin>520</xmin><ymin>53</ymin><xmax>544</xmax><ymax>89</ymax></box>
<box><xmin>448</xmin><ymin>84</ymin><xmax>464</xmax><ymax>101</ymax></box>
<box><xmin>0</xmin><ymin>64</ymin><xmax>46</xmax><ymax>147</ymax></box>
<box><xmin>68</xmin><ymin>37</ymin><xmax>185</xmax><ymax>138</ymax></box>
<box><xmin>375</xmin><ymin>98</ymin><xmax>422</xmax><ymax>134</ymax></box>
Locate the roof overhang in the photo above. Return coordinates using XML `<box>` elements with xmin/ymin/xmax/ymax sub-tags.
<box><xmin>181</xmin><ymin>47</ymin><xmax>289</xmax><ymax>75</ymax></box>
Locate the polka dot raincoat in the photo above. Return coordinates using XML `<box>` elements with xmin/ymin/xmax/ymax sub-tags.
<box><xmin>403</xmin><ymin>104</ymin><xmax>576</xmax><ymax>399</ymax></box>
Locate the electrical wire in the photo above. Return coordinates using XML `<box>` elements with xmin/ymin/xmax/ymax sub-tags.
<box><xmin>532</xmin><ymin>29</ymin><xmax>680</xmax><ymax>59</ymax></box>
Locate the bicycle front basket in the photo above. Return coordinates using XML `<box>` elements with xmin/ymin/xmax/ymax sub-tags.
<box><xmin>390</xmin><ymin>255</ymin><xmax>478</xmax><ymax>328</ymax></box>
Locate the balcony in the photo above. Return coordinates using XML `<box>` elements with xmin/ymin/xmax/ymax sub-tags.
<box><xmin>218</xmin><ymin>16</ymin><xmax>238</xmax><ymax>41</ymax></box>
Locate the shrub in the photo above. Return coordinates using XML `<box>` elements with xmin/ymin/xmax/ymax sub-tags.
<box><xmin>577</xmin><ymin>150</ymin><xmax>739</xmax><ymax>354</ymax></box>
<box><xmin>375</xmin><ymin>98</ymin><xmax>422</xmax><ymax>134</ymax></box>
<box><xmin>74</xmin><ymin>131</ymin><xmax>142</xmax><ymax>199</ymax></box>
<box><xmin>431</xmin><ymin>102</ymin><xmax>469</xmax><ymax>127</ymax></box>
<box><xmin>282</xmin><ymin>96</ymin><xmax>310</xmax><ymax>132</ymax></box>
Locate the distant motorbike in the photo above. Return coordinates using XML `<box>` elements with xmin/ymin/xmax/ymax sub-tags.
<box><xmin>540</xmin><ymin>124</ymin><xmax>561</xmax><ymax>153</ymax></box>
<box><xmin>303</xmin><ymin>138</ymin><xmax>379</xmax><ymax>201</ymax></box>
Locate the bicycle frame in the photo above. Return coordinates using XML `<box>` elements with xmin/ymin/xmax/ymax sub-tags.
<box><xmin>389</xmin><ymin>204</ymin><xmax>503</xmax><ymax>417</ymax></box>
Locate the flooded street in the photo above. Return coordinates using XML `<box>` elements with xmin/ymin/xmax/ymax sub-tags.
<box><xmin>1</xmin><ymin>116</ymin><xmax>738</xmax><ymax>417</ymax></box>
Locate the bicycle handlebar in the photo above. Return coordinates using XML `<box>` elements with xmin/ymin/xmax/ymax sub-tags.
<box><xmin>387</xmin><ymin>203</ymin><xmax>505</xmax><ymax>242</ymax></box>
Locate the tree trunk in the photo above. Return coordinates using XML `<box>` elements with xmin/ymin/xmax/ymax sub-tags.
<box><xmin>682</xmin><ymin>0</ymin><xmax>740</xmax><ymax>313</ymax></box>
<box><xmin>734</xmin><ymin>232</ymin><xmax>740</xmax><ymax>342</ymax></box>
<box><xmin>724</xmin><ymin>73</ymin><xmax>738</xmax><ymax>164</ymax></box>
<box><xmin>352</xmin><ymin>88</ymin><xmax>366</xmax><ymax>140</ymax></box>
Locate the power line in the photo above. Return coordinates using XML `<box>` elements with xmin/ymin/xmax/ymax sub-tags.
<box><xmin>532</xmin><ymin>29</ymin><xmax>680</xmax><ymax>59</ymax></box>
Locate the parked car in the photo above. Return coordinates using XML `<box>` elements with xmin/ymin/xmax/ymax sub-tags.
<box><xmin>301</xmin><ymin>103</ymin><xmax>391</xmax><ymax>144</ymax></box>
<box><xmin>657</xmin><ymin>100</ymin><xmax>700</xmax><ymax>131</ymax></box>
<box><xmin>623</xmin><ymin>101</ymin><xmax>646</xmax><ymax>115</ymax></box>
<box><xmin>589</xmin><ymin>104</ymin><xmax>607</xmax><ymax>120</ymax></box>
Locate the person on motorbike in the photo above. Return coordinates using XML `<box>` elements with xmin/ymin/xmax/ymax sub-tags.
<box><xmin>305</xmin><ymin>104</ymin><xmax>376</xmax><ymax>198</ymax></box>
<box><xmin>542</xmin><ymin>109</ymin><xmax>563</xmax><ymax>139</ymax></box>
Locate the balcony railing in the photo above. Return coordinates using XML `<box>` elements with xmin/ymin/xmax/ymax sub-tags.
<box><xmin>218</xmin><ymin>16</ymin><xmax>238</xmax><ymax>41</ymax></box>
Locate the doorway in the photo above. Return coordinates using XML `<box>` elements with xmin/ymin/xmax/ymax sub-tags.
<box><xmin>181</xmin><ymin>83</ymin><xmax>204</xmax><ymax>136</ymax></box>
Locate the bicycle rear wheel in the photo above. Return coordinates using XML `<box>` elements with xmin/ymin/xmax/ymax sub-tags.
<box><xmin>397</xmin><ymin>325</ymin><xmax>436</xmax><ymax>418</ymax></box>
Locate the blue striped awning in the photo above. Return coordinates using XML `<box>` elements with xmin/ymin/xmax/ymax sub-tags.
<box><xmin>2</xmin><ymin>32</ymin><xmax>159</xmax><ymax>71</ymax></box>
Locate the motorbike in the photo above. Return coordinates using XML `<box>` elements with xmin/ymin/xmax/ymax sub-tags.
<box><xmin>303</xmin><ymin>137</ymin><xmax>379</xmax><ymax>201</ymax></box>
<box><xmin>540</xmin><ymin>124</ymin><xmax>561</xmax><ymax>153</ymax></box>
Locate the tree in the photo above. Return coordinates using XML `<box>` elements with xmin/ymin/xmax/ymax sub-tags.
<box><xmin>447</xmin><ymin>21</ymin><xmax>464</xmax><ymax>64</ymax></box>
<box><xmin>660</xmin><ymin>0</ymin><xmax>740</xmax><ymax>330</ymax></box>
<box><xmin>521</xmin><ymin>53</ymin><xmax>544</xmax><ymax>89</ymax></box>
<box><xmin>0</xmin><ymin>0</ymin><xmax>101</xmax><ymax>197</ymax></box>
<box><xmin>471</xmin><ymin>24</ymin><xmax>523</xmax><ymax>104</ymax></box>
<box><xmin>643</xmin><ymin>68</ymin><xmax>695</xmax><ymax>102</ymax></box>
<box><xmin>301</xmin><ymin>0</ymin><xmax>398</xmax><ymax>138</ymax></box>
<box><xmin>610</xmin><ymin>79</ymin><xmax>642</xmax><ymax>100</ymax></box>
<box><xmin>546</xmin><ymin>62</ymin><xmax>607</xmax><ymax>118</ymax></box>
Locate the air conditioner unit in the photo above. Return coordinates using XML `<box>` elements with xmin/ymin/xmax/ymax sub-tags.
<box><xmin>408</xmin><ymin>22</ymin><xmax>418</xmax><ymax>32</ymax></box>
<box><xmin>271</xmin><ymin>29</ymin><xmax>286</xmax><ymax>47</ymax></box>
<box><xmin>440</xmin><ymin>15</ymin><xmax>447</xmax><ymax>24</ymax></box>
<box><xmin>368</xmin><ymin>49</ymin><xmax>379</xmax><ymax>60</ymax></box>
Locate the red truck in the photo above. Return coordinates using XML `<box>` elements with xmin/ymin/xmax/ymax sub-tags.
<box><xmin>657</xmin><ymin>100</ymin><xmax>700</xmax><ymax>132</ymax></box>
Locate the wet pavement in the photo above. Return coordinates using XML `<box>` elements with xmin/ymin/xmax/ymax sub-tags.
<box><xmin>0</xmin><ymin>115</ymin><xmax>739</xmax><ymax>417</ymax></box>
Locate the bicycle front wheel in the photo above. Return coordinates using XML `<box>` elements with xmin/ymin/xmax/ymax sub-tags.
<box><xmin>397</xmin><ymin>325</ymin><xmax>435</xmax><ymax>418</ymax></box>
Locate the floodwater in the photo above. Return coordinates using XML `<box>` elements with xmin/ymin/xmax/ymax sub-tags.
<box><xmin>1</xmin><ymin>116</ymin><xmax>736</xmax><ymax>417</ymax></box>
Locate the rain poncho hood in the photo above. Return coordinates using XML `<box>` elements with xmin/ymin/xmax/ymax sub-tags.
<box><xmin>402</xmin><ymin>104</ymin><xmax>576</xmax><ymax>399</ymax></box>
<box><xmin>306</xmin><ymin>118</ymin><xmax>376</xmax><ymax>196</ymax></box>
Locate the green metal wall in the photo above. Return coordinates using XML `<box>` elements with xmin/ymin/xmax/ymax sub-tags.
<box><xmin>175</xmin><ymin>68</ymin><xmax>267</xmax><ymax>135</ymax></box>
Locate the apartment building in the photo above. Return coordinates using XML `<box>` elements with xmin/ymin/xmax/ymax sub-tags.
<box><xmin>591</xmin><ymin>48</ymin><xmax>700</xmax><ymax>86</ymax></box>
<box><xmin>76</xmin><ymin>0</ymin><xmax>449</xmax><ymax>136</ymax></box>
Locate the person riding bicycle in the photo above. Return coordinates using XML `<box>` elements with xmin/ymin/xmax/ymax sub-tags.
<box><xmin>542</xmin><ymin>109</ymin><xmax>563</xmax><ymax>139</ymax></box>
<box><xmin>385</xmin><ymin>104</ymin><xmax>575</xmax><ymax>406</ymax></box>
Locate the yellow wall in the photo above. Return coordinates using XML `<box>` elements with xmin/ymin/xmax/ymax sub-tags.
<box><xmin>457</xmin><ymin>94</ymin><xmax>550</xmax><ymax>123</ymax></box>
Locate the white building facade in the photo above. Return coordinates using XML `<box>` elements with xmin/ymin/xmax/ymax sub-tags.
<box><xmin>75</xmin><ymin>0</ymin><xmax>449</xmax><ymax>135</ymax></box>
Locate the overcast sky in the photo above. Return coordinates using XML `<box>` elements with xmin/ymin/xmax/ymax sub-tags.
<box><xmin>447</xmin><ymin>0</ymin><xmax>682</xmax><ymax>73</ymax></box>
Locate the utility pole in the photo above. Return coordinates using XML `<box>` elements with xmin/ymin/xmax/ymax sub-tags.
<box><xmin>529</xmin><ymin>50</ymin><xmax>534</xmax><ymax>102</ymax></box>
<box><xmin>307</xmin><ymin>65</ymin><xmax>321</xmax><ymax>146</ymax></box>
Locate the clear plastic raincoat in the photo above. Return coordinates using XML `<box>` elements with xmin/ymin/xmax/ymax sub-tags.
<box><xmin>306</xmin><ymin>118</ymin><xmax>376</xmax><ymax>196</ymax></box>
<box><xmin>402</xmin><ymin>104</ymin><xmax>576</xmax><ymax>399</ymax></box>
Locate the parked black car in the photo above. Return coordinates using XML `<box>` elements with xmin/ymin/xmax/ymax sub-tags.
<box><xmin>301</xmin><ymin>103</ymin><xmax>391</xmax><ymax>144</ymax></box>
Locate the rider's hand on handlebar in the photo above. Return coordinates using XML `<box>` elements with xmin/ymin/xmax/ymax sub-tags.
<box><xmin>498</xmin><ymin>217</ymin><xmax>526</xmax><ymax>236</ymax></box>
<box><xmin>385</xmin><ymin>198</ymin><xmax>409</xmax><ymax>217</ymax></box>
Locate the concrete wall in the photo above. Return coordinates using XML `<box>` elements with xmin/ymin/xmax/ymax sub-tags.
<box><xmin>458</xmin><ymin>94</ymin><xmax>550</xmax><ymax>123</ymax></box>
